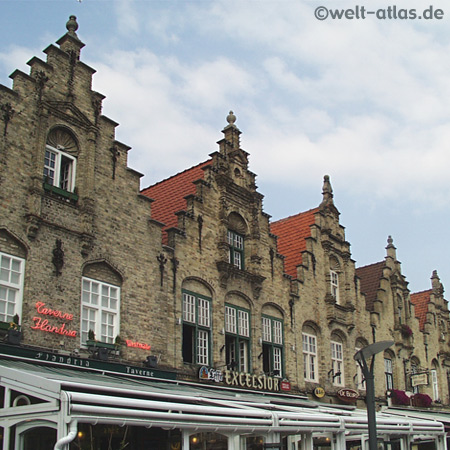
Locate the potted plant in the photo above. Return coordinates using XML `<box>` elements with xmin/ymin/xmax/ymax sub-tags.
<box><xmin>6</xmin><ymin>314</ymin><xmax>22</xmax><ymax>345</ymax></box>
<box><xmin>86</xmin><ymin>330</ymin><xmax>117</xmax><ymax>350</ymax></box>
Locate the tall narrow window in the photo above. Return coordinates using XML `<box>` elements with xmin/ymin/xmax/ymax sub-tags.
<box><xmin>81</xmin><ymin>277</ymin><xmax>120</xmax><ymax>345</ymax></box>
<box><xmin>225</xmin><ymin>305</ymin><xmax>250</xmax><ymax>372</ymax></box>
<box><xmin>303</xmin><ymin>333</ymin><xmax>318</xmax><ymax>382</ymax></box>
<box><xmin>227</xmin><ymin>230</ymin><xmax>244</xmax><ymax>269</ymax></box>
<box><xmin>331</xmin><ymin>340</ymin><xmax>344</xmax><ymax>386</ymax></box>
<box><xmin>262</xmin><ymin>316</ymin><xmax>283</xmax><ymax>377</ymax></box>
<box><xmin>355</xmin><ymin>347</ymin><xmax>366</xmax><ymax>390</ymax></box>
<box><xmin>182</xmin><ymin>291</ymin><xmax>211</xmax><ymax>365</ymax></box>
<box><xmin>384</xmin><ymin>357</ymin><xmax>393</xmax><ymax>390</ymax></box>
<box><xmin>44</xmin><ymin>145</ymin><xmax>77</xmax><ymax>192</ymax></box>
<box><xmin>431</xmin><ymin>367</ymin><xmax>439</xmax><ymax>401</ymax></box>
<box><xmin>410</xmin><ymin>360</ymin><xmax>419</xmax><ymax>394</ymax></box>
<box><xmin>0</xmin><ymin>252</ymin><xmax>25</xmax><ymax>323</ymax></box>
<box><xmin>330</xmin><ymin>270</ymin><xmax>339</xmax><ymax>304</ymax></box>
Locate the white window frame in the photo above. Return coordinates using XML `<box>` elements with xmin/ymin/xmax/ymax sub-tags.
<box><xmin>182</xmin><ymin>291</ymin><xmax>211</xmax><ymax>365</ymax></box>
<box><xmin>262</xmin><ymin>315</ymin><xmax>284</xmax><ymax>377</ymax></box>
<box><xmin>225</xmin><ymin>304</ymin><xmax>250</xmax><ymax>372</ymax></box>
<box><xmin>44</xmin><ymin>145</ymin><xmax>77</xmax><ymax>192</ymax></box>
<box><xmin>0</xmin><ymin>252</ymin><xmax>25</xmax><ymax>323</ymax></box>
<box><xmin>331</xmin><ymin>340</ymin><xmax>344</xmax><ymax>386</ymax></box>
<box><xmin>431</xmin><ymin>368</ymin><xmax>439</xmax><ymax>401</ymax></box>
<box><xmin>81</xmin><ymin>277</ymin><xmax>120</xmax><ymax>345</ymax></box>
<box><xmin>303</xmin><ymin>333</ymin><xmax>318</xmax><ymax>382</ymax></box>
<box><xmin>330</xmin><ymin>270</ymin><xmax>339</xmax><ymax>304</ymax></box>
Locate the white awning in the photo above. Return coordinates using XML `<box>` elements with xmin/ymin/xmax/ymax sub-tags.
<box><xmin>0</xmin><ymin>360</ymin><xmax>445</xmax><ymax>437</ymax></box>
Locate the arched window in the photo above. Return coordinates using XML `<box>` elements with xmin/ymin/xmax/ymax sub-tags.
<box><xmin>329</xmin><ymin>256</ymin><xmax>341</xmax><ymax>305</ymax></box>
<box><xmin>431</xmin><ymin>360</ymin><xmax>440</xmax><ymax>402</ymax></box>
<box><xmin>303</xmin><ymin>323</ymin><xmax>319</xmax><ymax>382</ymax></box>
<box><xmin>81</xmin><ymin>261</ymin><xmax>122</xmax><ymax>345</ymax></box>
<box><xmin>384</xmin><ymin>350</ymin><xmax>395</xmax><ymax>390</ymax></box>
<box><xmin>224</xmin><ymin>293</ymin><xmax>251</xmax><ymax>372</ymax></box>
<box><xmin>330</xmin><ymin>333</ymin><xmax>345</xmax><ymax>386</ymax></box>
<box><xmin>261</xmin><ymin>304</ymin><xmax>284</xmax><ymax>377</ymax></box>
<box><xmin>44</xmin><ymin>128</ymin><xmax>78</xmax><ymax>193</ymax></box>
<box><xmin>355</xmin><ymin>338</ymin><xmax>369</xmax><ymax>391</ymax></box>
<box><xmin>182</xmin><ymin>279</ymin><xmax>213</xmax><ymax>366</ymax></box>
<box><xmin>227</xmin><ymin>213</ymin><xmax>247</xmax><ymax>270</ymax></box>
<box><xmin>0</xmin><ymin>229</ymin><xmax>27</xmax><ymax>325</ymax></box>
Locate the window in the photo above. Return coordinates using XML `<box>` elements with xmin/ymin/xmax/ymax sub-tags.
<box><xmin>0</xmin><ymin>252</ymin><xmax>25</xmax><ymax>323</ymax></box>
<box><xmin>81</xmin><ymin>278</ymin><xmax>120</xmax><ymax>344</ymax></box>
<box><xmin>410</xmin><ymin>360</ymin><xmax>419</xmax><ymax>394</ymax></box>
<box><xmin>182</xmin><ymin>291</ymin><xmax>211</xmax><ymax>365</ymax></box>
<box><xmin>44</xmin><ymin>145</ymin><xmax>76</xmax><ymax>192</ymax></box>
<box><xmin>227</xmin><ymin>230</ymin><xmax>244</xmax><ymax>269</ymax></box>
<box><xmin>330</xmin><ymin>270</ymin><xmax>339</xmax><ymax>304</ymax></box>
<box><xmin>303</xmin><ymin>333</ymin><xmax>318</xmax><ymax>382</ymax></box>
<box><xmin>331</xmin><ymin>340</ymin><xmax>344</xmax><ymax>386</ymax></box>
<box><xmin>262</xmin><ymin>316</ymin><xmax>283</xmax><ymax>377</ymax></box>
<box><xmin>385</xmin><ymin>357</ymin><xmax>393</xmax><ymax>390</ymax></box>
<box><xmin>225</xmin><ymin>305</ymin><xmax>250</xmax><ymax>372</ymax></box>
<box><xmin>355</xmin><ymin>347</ymin><xmax>366</xmax><ymax>390</ymax></box>
<box><xmin>431</xmin><ymin>368</ymin><xmax>439</xmax><ymax>401</ymax></box>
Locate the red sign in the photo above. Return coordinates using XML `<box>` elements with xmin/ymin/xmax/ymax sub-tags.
<box><xmin>280</xmin><ymin>379</ymin><xmax>291</xmax><ymax>391</ymax></box>
<box><xmin>35</xmin><ymin>302</ymin><xmax>74</xmax><ymax>320</ymax></box>
<box><xmin>31</xmin><ymin>302</ymin><xmax>77</xmax><ymax>337</ymax></box>
<box><xmin>126</xmin><ymin>340</ymin><xmax>151</xmax><ymax>351</ymax></box>
<box><xmin>337</xmin><ymin>388</ymin><xmax>359</xmax><ymax>403</ymax></box>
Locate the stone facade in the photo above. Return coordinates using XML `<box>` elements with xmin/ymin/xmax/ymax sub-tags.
<box><xmin>1</xmin><ymin>16</ymin><xmax>449</xmax><ymax>415</ymax></box>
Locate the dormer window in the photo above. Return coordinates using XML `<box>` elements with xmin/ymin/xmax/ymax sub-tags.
<box><xmin>44</xmin><ymin>145</ymin><xmax>77</xmax><ymax>192</ymax></box>
<box><xmin>227</xmin><ymin>230</ymin><xmax>244</xmax><ymax>269</ymax></box>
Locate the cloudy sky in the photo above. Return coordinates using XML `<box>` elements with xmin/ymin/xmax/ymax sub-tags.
<box><xmin>1</xmin><ymin>0</ymin><xmax>449</xmax><ymax>293</ymax></box>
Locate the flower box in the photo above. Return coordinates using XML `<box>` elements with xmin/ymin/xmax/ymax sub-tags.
<box><xmin>86</xmin><ymin>340</ymin><xmax>117</xmax><ymax>350</ymax></box>
<box><xmin>43</xmin><ymin>182</ymin><xmax>78</xmax><ymax>202</ymax></box>
<box><xmin>389</xmin><ymin>389</ymin><xmax>410</xmax><ymax>406</ymax></box>
<box><xmin>411</xmin><ymin>393</ymin><xmax>432</xmax><ymax>408</ymax></box>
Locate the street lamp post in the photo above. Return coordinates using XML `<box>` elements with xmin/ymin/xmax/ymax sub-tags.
<box><xmin>354</xmin><ymin>341</ymin><xmax>394</xmax><ymax>450</ymax></box>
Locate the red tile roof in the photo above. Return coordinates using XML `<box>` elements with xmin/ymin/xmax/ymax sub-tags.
<box><xmin>270</xmin><ymin>209</ymin><xmax>318</xmax><ymax>279</ymax></box>
<box><xmin>355</xmin><ymin>261</ymin><xmax>385</xmax><ymax>311</ymax></box>
<box><xmin>410</xmin><ymin>290</ymin><xmax>431</xmax><ymax>331</ymax></box>
<box><xmin>141</xmin><ymin>160</ymin><xmax>211</xmax><ymax>244</ymax></box>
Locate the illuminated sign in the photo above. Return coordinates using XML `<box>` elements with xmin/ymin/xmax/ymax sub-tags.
<box><xmin>125</xmin><ymin>340</ymin><xmax>151</xmax><ymax>351</ymax></box>
<box><xmin>31</xmin><ymin>302</ymin><xmax>77</xmax><ymax>337</ymax></box>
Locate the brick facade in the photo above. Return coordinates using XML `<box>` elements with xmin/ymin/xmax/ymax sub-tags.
<box><xmin>1</xmin><ymin>16</ymin><xmax>449</xmax><ymax>414</ymax></box>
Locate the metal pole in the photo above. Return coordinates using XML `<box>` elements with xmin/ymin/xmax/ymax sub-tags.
<box><xmin>363</xmin><ymin>356</ymin><xmax>378</xmax><ymax>450</ymax></box>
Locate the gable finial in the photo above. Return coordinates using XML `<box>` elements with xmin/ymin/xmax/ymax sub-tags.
<box><xmin>385</xmin><ymin>235</ymin><xmax>397</xmax><ymax>260</ymax></box>
<box><xmin>226</xmin><ymin>110</ymin><xmax>236</xmax><ymax>127</ymax></box>
<box><xmin>66</xmin><ymin>15</ymin><xmax>79</xmax><ymax>39</ymax></box>
<box><xmin>320</xmin><ymin>175</ymin><xmax>334</xmax><ymax>207</ymax></box>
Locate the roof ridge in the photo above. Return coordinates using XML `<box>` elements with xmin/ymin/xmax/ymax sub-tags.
<box><xmin>411</xmin><ymin>289</ymin><xmax>432</xmax><ymax>296</ymax></box>
<box><xmin>141</xmin><ymin>159</ymin><xmax>211</xmax><ymax>192</ymax></box>
<box><xmin>271</xmin><ymin>207</ymin><xmax>319</xmax><ymax>225</ymax></box>
<box><xmin>356</xmin><ymin>261</ymin><xmax>385</xmax><ymax>271</ymax></box>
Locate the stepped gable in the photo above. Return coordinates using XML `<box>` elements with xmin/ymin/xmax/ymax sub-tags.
<box><xmin>410</xmin><ymin>290</ymin><xmax>431</xmax><ymax>331</ymax></box>
<box><xmin>270</xmin><ymin>208</ymin><xmax>318</xmax><ymax>279</ymax></box>
<box><xmin>141</xmin><ymin>160</ymin><xmax>211</xmax><ymax>244</ymax></box>
<box><xmin>356</xmin><ymin>261</ymin><xmax>385</xmax><ymax>311</ymax></box>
